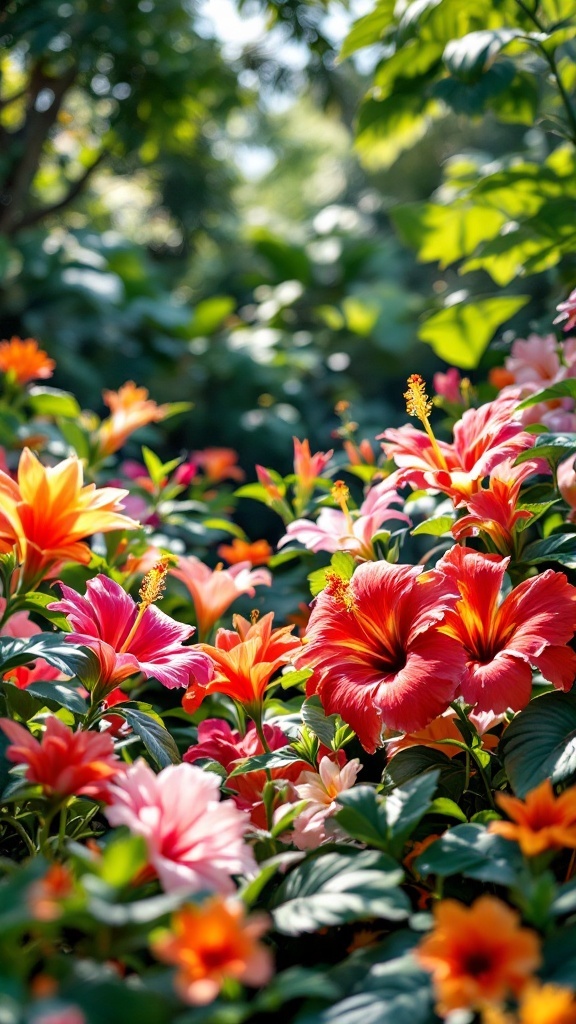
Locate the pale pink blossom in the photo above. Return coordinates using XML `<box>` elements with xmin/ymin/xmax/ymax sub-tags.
<box><xmin>493</xmin><ymin>334</ymin><xmax>576</xmax><ymax>431</ymax></box>
<box><xmin>287</xmin><ymin>756</ymin><xmax>361</xmax><ymax>850</ymax></box>
<box><xmin>558</xmin><ymin>457</ymin><xmax>576</xmax><ymax>523</ymax></box>
<box><xmin>105</xmin><ymin>760</ymin><xmax>256</xmax><ymax>894</ymax></box>
<box><xmin>554</xmin><ymin>288</ymin><xmax>576</xmax><ymax>332</ymax></box>
<box><xmin>278</xmin><ymin>475</ymin><xmax>410</xmax><ymax>559</ymax></box>
<box><xmin>170</xmin><ymin>556</ymin><xmax>272</xmax><ymax>639</ymax></box>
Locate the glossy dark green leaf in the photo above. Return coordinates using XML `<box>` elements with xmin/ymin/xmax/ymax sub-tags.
<box><xmin>500</xmin><ymin>692</ymin><xmax>576</xmax><ymax>796</ymax></box>
<box><xmin>521</xmin><ymin>532</ymin><xmax>576</xmax><ymax>568</ymax></box>
<box><xmin>414</xmin><ymin>822</ymin><xmax>524</xmax><ymax>884</ymax></box>
<box><xmin>118</xmin><ymin>707</ymin><xmax>181</xmax><ymax>768</ymax></box>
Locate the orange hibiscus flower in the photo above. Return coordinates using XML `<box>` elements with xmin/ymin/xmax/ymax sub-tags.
<box><xmin>0</xmin><ymin>447</ymin><xmax>139</xmax><ymax>589</ymax></box>
<box><xmin>183</xmin><ymin>612</ymin><xmax>302</xmax><ymax>714</ymax></box>
<box><xmin>416</xmin><ymin>895</ymin><xmax>541</xmax><ymax>1015</ymax></box>
<box><xmin>152</xmin><ymin>897</ymin><xmax>273</xmax><ymax>1005</ymax></box>
<box><xmin>489</xmin><ymin>779</ymin><xmax>576</xmax><ymax>857</ymax></box>
<box><xmin>0</xmin><ymin>337</ymin><xmax>55</xmax><ymax>385</ymax></box>
<box><xmin>96</xmin><ymin>381</ymin><xmax>170</xmax><ymax>457</ymax></box>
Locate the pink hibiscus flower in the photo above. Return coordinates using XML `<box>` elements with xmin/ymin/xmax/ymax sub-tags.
<box><xmin>105</xmin><ymin>760</ymin><xmax>256</xmax><ymax>894</ymax></box>
<box><xmin>49</xmin><ymin>574</ymin><xmax>213</xmax><ymax>693</ymax></box>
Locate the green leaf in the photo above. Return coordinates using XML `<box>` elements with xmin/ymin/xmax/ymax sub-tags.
<box><xmin>27</xmin><ymin>386</ymin><xmax>81</xmax><ymax>419</ymax></box>
<box><xmin>18</xmin><ymin>591</ymin><xmax>71</xmax><ymax>631</ymax></box>
<box><xmin>355</xmin><ymin>94</ymin><xmax>441</xmax><ymax>171</ymax></box>
<box><xmin>301</xmin><ymin>695</ymin><xmax>341</xmax><ymax>748</ymax></box>
<box><xmin>0</xmin><ymin>634</ymin><xmax>97</xmax><ymax>679</ymax></box>
<box><xmin>189</xmin><ymin>295</ymin><xmax>235</xmax><ymax>336</ymax></box>
<box><xmin>515</xmin><ymin>432</ymin><xmax>576</xmax><ymax>470</ymax></box>
<box><xmin>118</xmin><ymin>707</ymin><xmax>181</xmax><ymax>768</ymax></box>
<box><xmin>98</xmin><ymin>833</ymin><xmax>148</xmax><ymax>888</ymax></box>
<box><xmin>339</xmin><ymin>0</ymin><xmax>396</xmax><ymax>60</ymax></box>
<box><xmin>521</xmin><ymin>532</ymin><xmax>576</xmax><ymax>568</ymax></box>
<box><xmin>411</xmin><ymin>513</ymin><xmax>455</xmax><ymax>536</ymax></box>
<box><xmin>331</xmin><ymin>551</ymin><xmax>356</xmax><ymax>580</ymax></box>
<box><xmin>418</xmin><ymin>295</ymin><xmax>529</xmax><ymax>369</ymax></box>
<box><xmin>385</xmin><ymin>771</ymin><xmax>439</xmax><ymax>857</ymax></box>
<box><xmin>297</xmin><ymin>955</ymin><xmax>434</xmax><ymax>1024</ymax></box>
<box><xmin>384</xmin><ymin>746</ymin><xmax>466</xmax><ymax>802</ymax></box>
<box><xmin>22</xmin><ymin>681</ymin><xmax>88</xmax><ymax>717</ymax></box>
<box><xmin>427</xmin><ymin>797</ymin><xmax>468</xmax><ymax>821</ymax></box>
<box><xmin>202</xmin><ymin>518</ymin><xmax>247</xmax><ymax>540</ymax></box>
<box><xmin>392</xmin><ymin>201</ymin><xmax>506</xmax><ymax>269</ymax></box>
<box><xmin>517</xmin><ymin>380</ymin><xmax>576</xmax><ymax>410</ymax></box>
<box><xmin>500</xmin><ymin>691</ymin><xmax>576</xmax><ymax>796</ymax></box>
<box><xmin>335</xmin><ymin>786</ymin><xmax>391</xmax><ymax>850</ymax></box>
<box><xmin>227</xmin><ymin>747</ymin><xmax>303</xmax><ymax>778</ymax></box>
<box><xmin>443</xmin><ymin>29</ymin><xmax>527</xmax><ymax>83</ymax></box>
<box><xmin>415</xmin><ymin>823</ymin><xmax>524</xmax><ymax>884</ymax></box>
<box><xmin>271</xmin><ymin>849</ymin><xmax>409</xmax><ymax>935</ymax></box>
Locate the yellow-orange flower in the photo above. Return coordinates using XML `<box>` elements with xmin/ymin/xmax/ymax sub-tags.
<box><xmin>489</xmin><ymin>779</ymin><xmax>576</xmax><ymax>857</ymax></box>
<box><xmin>518</xmin><ymin>982</ymin><xmax>576</xmax><ymax>1024</ymax></box>
<box><xmin>0</xmin><ymin>336</ymin><xmax>55</xmax><ymax>385</ymax></box>
<box><xmin>151</xmin><ymin>897</ymin><xmax>273</xmax><ymax>1005</ymax></box>
<box><xmin>416</xmin><ymin>895</ymin><xmax>541</xmax><ymax>1015</ymax></box>
<box><xmin>96</xmin><ymin>381</ymin><xmax>169</xmax><ymax>457</ymax></box>
<box><xmin>217</xmin><ymin>537</ymin><xmax>272</xmax><ymax>566</ymax></box>
<box><xmin>0</xmin><ymin>447</ymin><xmax>139</xmax><ymax>589</ymax></box>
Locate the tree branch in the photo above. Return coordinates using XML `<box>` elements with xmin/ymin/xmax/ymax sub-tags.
<box><xmin>14</xmin><ymin>149</ymin><xmax>108</xmax><ymax>231</ymax></box>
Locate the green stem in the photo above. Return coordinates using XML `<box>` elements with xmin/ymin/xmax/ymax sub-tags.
<box><xmin>0</xmin><ymin>813</ymin><xmax>35</xmax><ymax>856</ymax></box>
<box><xmin>514</xmin><ymin>0</ymin><xmax>576</xmax><ymax>143</ymax></box>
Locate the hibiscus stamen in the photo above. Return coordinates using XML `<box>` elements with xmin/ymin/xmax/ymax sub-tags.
<box><xmin>404</xmin><ymin>374</ymin><xmax>449</xmax><ymax>470</ymax></box>
<box><xmin>324</xmin><ymin>571</ymin><xmax>354</xmax><ymax>610</ymax></box>
<box><xmin>120</xmin><ymin>557</ymin><xmax>171</xmax><ymax>652</ymax></box>
<box><xmin>250</xmin><ymin>608</ymin><xmax>260</xmax><ymax>626</ymax></box>
<box><xmin>331</xmin><ymin>480</ymin><xmax>354</xmax><ymax>531</ymax></box>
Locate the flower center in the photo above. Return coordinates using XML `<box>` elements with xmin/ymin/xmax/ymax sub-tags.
<box><xmin>463</xmin><ymin>951</ymin><xmax>493</xmax><ymax>977</ymax></box>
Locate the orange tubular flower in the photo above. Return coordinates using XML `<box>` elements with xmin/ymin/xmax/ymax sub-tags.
<box><xmin>0</xmin><ymin>448</ymin><xmax>139</xmax><ymax>590</ymax></box>
<box><xmin>0</xmin><ymin>337</ymin><xmax>55</xmax><ymax>385</ymax></box>
<box><xmin>193</xmin><ymin>447</ymin><xmax>245</xmax><ymax>483</ymax></box>
<box><xmin>217</xmin><ymin>537</ymin><xmax>273</xmax><ymax>566</ymax></box>
<box><xmin>416</xmin><ymin>895</ymin><xmax>541</xmax><ymax>1015</ymax></box>
<box><xmin>183</xmin><ymin>612</ymin><xmax>302</xmax><ymax>714</ymax></box>
<box><xmin>489</xmin><ymin>779</ymin><xmax>576</xmax><ymax>857</ymax></box>
<box><xmin>96</xmin><ymin>381</ymin><xmax>169</xmax><ymax>458</ymax></box>
<box><xmin>152</xmin><ymin>897</ymin><xmax>273</xmax><ymax>1006</ymax></box>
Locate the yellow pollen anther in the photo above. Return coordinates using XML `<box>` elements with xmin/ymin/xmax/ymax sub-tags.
<box><xmin>331</xmin><ymin>479</ymin><xmax>354</xmax><ymax>530</ymax></box>
<box><xmin>250</xmin><ymin>608</ymin><xmax>260</xmax><ymax>626</ymax></box>
<box><xmin>325</xmin><ymin>571</ymin><xmax>354</xmax><ymax>610</ymax></box>
<box><xmin>120</xmin><ymin>558</ymin><xmax>171</xmax><ymax>653</ymax></box>
<box><xmin>404</xmin><ymin>374</ymin><xmax>449</xmax><ymax>471</ymax></box>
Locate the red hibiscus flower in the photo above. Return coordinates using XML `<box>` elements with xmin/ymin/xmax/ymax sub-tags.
<box><xmin>297</xmin><ymin>560</ymin><xmax>466</xmax><ymax>753</ymax></box>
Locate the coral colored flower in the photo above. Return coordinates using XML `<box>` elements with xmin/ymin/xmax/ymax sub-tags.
<box><xmin>185</xmin><ymin>718</ymin><xmax>308</xmax><ymax>828</ymax></box>
<box><xmin>380</xmin><ymin>393</ymin><xmax>535</xmax><ymax>504</ymax></box>
<box><xmin>489</xmin><ymin>779</ymin><xmax>576</xmax><ymax>856</ymax></box>
<box><xmin>33</xmin><ymin>1008</ymin><xmax>86</xmax><ymax>1024</ymax></box>
<box><xmin>193</xmin><ymin>447</ymin><xmax>245</xmax><ymax>483</ymax></box>
<box><xmin>433</xmin><ymin>367</ymin><xmax>462</xmax><ymax>404</ymax></box>
<box><xmin>152</xmin><ymin>897</ymin><xmax>273</xmax><ymax>1005</ymax></box>
<box><xmin>0</xmin><ymin>716</ymin><xmax>121</xmax><ymax>800</ymax></box>
<box><xmin>386</xmin><ymin>707</ymin><xmax>501</xmax><ymax>760</ymax></box>
<box><xmin>0</xmin><ymin>448</ymin><xmax>139</xmax><ymax>589</ymax></box>
<box><xmin>343</xmin><ymin>438</ymin><xmax>376</xmax><ymax>466</ymax></box>
<box><xmin>298</xmin><ymin>560</ymin><xmax>466</xmax><ymax>753</ymax></box>
<box><xmin>49</xmin><ymin>573</ymin><xmax>213</xmax><ymax>693</ymax></box>
<box><xmin>183</xmin><ymin>612</ymin><xmax>301</xmax><ymax>714</ymax></box>
<box><xmin>278</xmin><ymin>474</ymin><xmax>411</xmax><ymax>560</ymax></box>
<box><xmin>28</xmin><ymin>864</ymin><xmax>74</xmax><ymax>921</ymax></box>
<box><xmin>492</xmin><ymin>334</ymin><xmax>576</xmax><ymax>432</ymax></box>
<box><xmin>554</xmin><ymin>288</ymin><xmax>576</xmax><ymax>332</ymax></box>
<box><xmin>96</xmin><ymin>381</ymin><xmax>170</xmax><ymax>457</ymax></box>
<box><xmin>287</xmin><ymin>755</ymin><xmax>362</xmax><ymax>850</ymax></box>
<box><xmin>217</xmin><ymin>537</ymin><xmax>272</xmax><ymax>566</ymax></box>
<box><xmin>0</xmin><ymin>599</ymin><xmax>63</xmax><ymax>689</ymax></box>
<box><xmin>171</xmin><ymin>555</ymin><xmax>272</xmax><ymax>639</ymax></box>
<box><xmin>0</xmin><ymin>336</ymin><xmax>55</xmax><ymax>385</ymax></box>
<box><xmin>416</xmin><ymin>895</ymin><xmax>542</xmax><ymax>1014</ymax></box>
<box><xmin>451</xmin><ymin>459</ymin><xmax>542</xmax><ymax>555</ymax></box>
<box><xmin>437</xmin><ymin>546</ymin><xmax>576</xmax><ymax>714</ymax></box>
<box><xmin>293</xmin><ymin>437</ymin><xmax>334</xmax><ymax>486</ymax></box>
<box><xmin>105</xmin><ymin>759</ymin><xmax>256</xmax><ymax>894</ymax></box>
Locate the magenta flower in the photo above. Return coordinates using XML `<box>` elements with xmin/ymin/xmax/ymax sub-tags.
<box><xmin>49</xmin><ymin>574</ymin><xmax>213</xmax><ymax>692</ymax></box>
<box><xmin>105</xmin><ymin>760</ymin><xmax>256</xmax><ymax>894</ymax></box>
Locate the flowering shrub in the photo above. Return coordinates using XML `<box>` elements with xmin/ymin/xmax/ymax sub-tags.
<box><xmin>2</xmin><ymin>322</ymin><xmax>576</xmax><ymax>1024</ymax></box>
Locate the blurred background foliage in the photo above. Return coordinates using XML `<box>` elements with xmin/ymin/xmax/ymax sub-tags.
<box><xmin>1</xmin><ymin>0</ymin><xmax>576</xmax><ymax>472</ymax></box>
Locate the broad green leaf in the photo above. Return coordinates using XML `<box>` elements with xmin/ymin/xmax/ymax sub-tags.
<box><xmin>427</xmin><ymin>796</ymin><xmax>468</xmax><ymax>821</ymax></box>
<box><xmin>202</xmin><ymin>517</ymin><xmax>247</xmax><ymax>540</ymax></box>
<box><xmin>385</xmin><ymin>770</ymin><xmax>440</xmax><ymax>856</ymax></box>
<box><xmin>418</xmin><ymin>295</ymin><xmax>529</xmax><ymax>368</ymax></box>
<box><xmin>500</xmin><ymin>691</ymin><xmax>576</xmax><ymax>796</ymax></box>
<box><xmin>118</xmin><ymin>707</ymin><xmax>181</xmax><ymax>768</ymax></box>
<box><xmin>515</xmin><ymin>433</ymin><xmax>576</xmax><ymax>470</ymax></box>
<box><xmin>271</xmin><ymin>849</ymin><xmax>409</xmax><ymax>935</ymax></box>
<box><xmin>98</xmin><ymin>833</ymin><xmax>148</xmax><ymax>888</ymax></box>
<box><xmin>443</xmin><ymin>29</ymin><xmax>527</xmax><ymax>83</ymax></box>
<box><xmin>415</xmin><ymin>823</ymin><xmax>524</xmax><ymax>884</ymax></box>
<box><xmin>521</xmin><ymin>532</ymin><xmax>576</xmax><ymax>568</ymax></box>
<box><xmin>18</xmin><ymin>591</ymin><xmax>71</xmax><ymax>631</ymax></box>
<box><xmin>339</xmin><ymin>0</ymin><xmax>396</xmax><ymax>60</ymax></box>
<box><xmin>335</xmin><ymin>786</ymin><xmax>390</xmax><ymax>850</ymax></box>
<box><xmin>355</xmin><ymin>94</ymin><xmax>441</xmax><ymax>171</ymax></box>
<box><xmin>27</xmin><ymin>386</ymin><xmax>81</xmax><ymax>419</ymax></box>
<box><xmin>0</xmin><ymin>634</ymin><xmax>97</xmax><ymax>679</ymax></box>
<box><xmin>227</xmin><ymin>747</ymin><xmax>303</xmax><ymax>778</ymax></box>
<box><xmin>411</xmin><ymin>513</ymin><xmax>455</xmax><ymax>536</ymax></box>
<box><xmin>392</xmin><ymin>201</ymin><xmax>506</xmax><ymax>268</ymax></box>
<box><xmin>517</xmin><ymin>380</ymin><xmax>576</xmax><ymax>409</ymax></box>
<box><xmin>298</xmin><ymin>955</ymin><xmax>433</xmax><ymax>1024</ymax></box>
<box><xmin>189</xmin><ymin>295</ymin><xmax>235</xmax><ymax>336</ymax></box>
<box><xmin>301</xmin><ymin>695</ymin><xmax>341</xmax><ymax>747</ymax></box>
<box><xmin>22</xmin><ymin>681</ymin><xmax>88</xmax><ymax>717</ymax></box>
<box><xmin>384</xmin><ymin>745</ymin><xmax>466</xmax><ymax>801</ymax></box>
